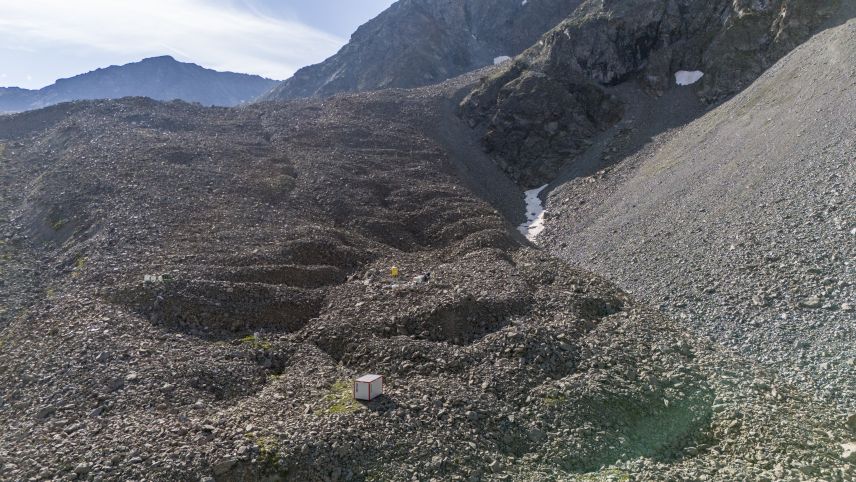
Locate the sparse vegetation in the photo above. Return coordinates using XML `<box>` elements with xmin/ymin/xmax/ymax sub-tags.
<box><xmin>578</xmin><ymin>468</ymin><xmax>632</xmax><ymax>481</ymax></box>
<box><xmin>238</xmin><ymin>334</ymin><xmax>272</xmax><ymax>350</ymax></box>
<box><xmin>71</xmin><ymin>256</ymin><xmax>87</xmax><ymax>278</ymax></box>
<box><xmin>50</xmin><ymin>217</ymin><xmax>68</xmax><ymax>231</ymax></box>
<box><xmin>244</xmin><ymin>434</ymin><xmax>288</xmax><ymax>476</ymax></box>
<box><xmin>543</xmin><ymin>393</ymin><xmax>568</xmax><ymax>407</ymax></box>
<box><xmin>316</xmin><ymin>380</ymin><xmax>361</xmax><ymax>415</ymax></box>
<box><xmin>256</xmin><ymin>435</ymin><xmax>280</xmax><ymax>466</ymax></box>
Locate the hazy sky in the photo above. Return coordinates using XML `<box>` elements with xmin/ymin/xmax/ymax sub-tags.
<box><xmin>0</xmin><ymin>0</ymin><xmax>396</xmax><ymax>89</ymax></box>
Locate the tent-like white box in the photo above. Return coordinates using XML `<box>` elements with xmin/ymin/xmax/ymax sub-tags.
<box><xmin>354</xmin><ymin>374</ymin><xmax>383</xmax><ymax>401</ymax></box>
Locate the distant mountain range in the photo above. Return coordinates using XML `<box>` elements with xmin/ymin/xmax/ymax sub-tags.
<box><xmin>0</xmin><ymin>56</ymin><xmax>277</xmax><ymax>113</ymax></box>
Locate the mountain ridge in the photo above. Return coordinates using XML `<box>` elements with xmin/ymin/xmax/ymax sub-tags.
<box><xmin>0</xmin><ymin>56</ymin><xmax>278</xmax><ymax>113</ymax></box>
<box><xmin>261</xmin><ymin>0</ymin><xmax>585</xmax><ymax>101</ymax></box>
<box><xmin>459</xmin><ymin>0</ymin><xmax>849</xmax><ymax>186</ymax></box>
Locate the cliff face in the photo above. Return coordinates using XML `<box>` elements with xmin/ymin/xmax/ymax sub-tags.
<box><xmin>460</xmin><ymin>0</ymin><xmax>845</xmax><ymax>186</ymax></box>
<box><xmin>261</xmin><ymin>0</ymin><xmax>584</xmax><ymax>100</ymax></box>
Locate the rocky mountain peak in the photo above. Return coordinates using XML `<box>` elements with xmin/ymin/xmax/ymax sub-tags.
<box><xmin>0</xmin><ymin>57</ymin><xmax>278</xmax><ymax>113</ymax></box>
<box><xmin>260</xmin><ymin>0</ymin><xmax>585</xmax><ymax>100</ymax></box>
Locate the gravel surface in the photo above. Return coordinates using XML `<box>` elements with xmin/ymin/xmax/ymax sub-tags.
<box><xmin>543</xmin><ymin>17</ymin><xmax>856</xmax><ymax>428</ymax></box>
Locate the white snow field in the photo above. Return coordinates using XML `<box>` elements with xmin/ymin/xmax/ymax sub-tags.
<box><xmin>518</xmin><ymin>184</ymin><xmax>548</xmax><ymax>241</ymax></box>
<box><xmin>675</xmin><ymin>70</ymin><xmax>704</xmax><ymax>86</ymax></box>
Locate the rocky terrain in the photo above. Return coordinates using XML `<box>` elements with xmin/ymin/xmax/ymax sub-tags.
<box><xmin>261</xmin><ymin>0</ymin><xmax>585</xmax><ymax>101</ymax></box>
<box><xmin>0</xmin><ymin>56</ymin><xmax>277</xmax><ymax>113</ymax></box>
<box><xmin>460</xmin><ymin>0</ymin><xmax>849</xmax><ymax>186</ymax></box>
<box><xmin>0</xmin><ymin>1</ymin><xmax>854</xmax><ymax>481</ymax></box>
<box><xmin>0</xmin><ymin>66</ymin><xmax>853</xmax><ymax>482</ymax></box>
<box><xmin>543</xmin><ymin>14</ymin><xmax>856</xmax><ymax>430</ymax></box>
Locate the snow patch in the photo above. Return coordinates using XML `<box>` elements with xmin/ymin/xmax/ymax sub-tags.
<box><xmin>518</xmin><ymin>184</ymin><xmax>548</xmax><ymax>241</ymax></box>
<box><xmin>675</xmin><ymin>70</ymin><xmax>704</xmax><ymax>86</ymax></box>
<box><xmin>494</xmin><ymin>56</ymin><xmax>512</xmax><ymax>65</ymax></box>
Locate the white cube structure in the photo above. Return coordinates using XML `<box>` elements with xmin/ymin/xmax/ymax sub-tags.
<box><xmin>354</xmin><ymin>374</ymin><xmax>383</xmax><ymax>401</ymax></box>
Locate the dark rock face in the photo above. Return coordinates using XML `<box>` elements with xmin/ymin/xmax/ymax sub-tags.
<box><xmin>0</xmin><ymin>56</ymin><xmax>277</xmax><ymax>113</ymax></box>
<box><xmin>461</xmin><ymin>63</ymin><xmax>624</xmax><ymax>187</ymax></box>
<box><xmin>261</xmin><ymin>0</ymin><xmax>584</xmax><ymax>100</ymax></box>
<box><xmin>460</xmin><ymin>0</ymin><xmax>844</xmax><ymax>186</ymax></box>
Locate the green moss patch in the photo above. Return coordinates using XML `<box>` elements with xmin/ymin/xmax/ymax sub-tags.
<box><xmin>316</xmin><ymin>380</ymin><xmax>362</xmax><ymax>415</ymax></box>
<box><xmin>578</xmin><ymin>467</ymin><xmax>631</xmax><ymax>481</ymax></box>
<box><xmin>238</xmin><ymin>334</ymin><xmax>272</xmax><ymax>350</ymax></box>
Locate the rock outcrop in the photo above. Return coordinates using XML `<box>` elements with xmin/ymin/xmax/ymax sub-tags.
<box><xmin>460</xmin><ymin>0</ymin><xmax>846</xmax><ymax>186</ymax></box>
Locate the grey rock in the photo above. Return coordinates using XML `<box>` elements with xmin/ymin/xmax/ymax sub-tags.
<box><xmin>842</xmin><ymin>443</ymin><xmax>856</xmax><ymax>463</ymax></box>
<box><xmin>212</xmin><ymin>459</ymin><xmax>237</xmax><ymax>476</ymax></box>
<box><xmin>527</xmin><ymin>428</ymin><xmax>546</xmax><ymax>443</ymax></box>
<box><xmin>106</xmin><ymin>377</ymin><xmax>124</xmax><ymax>392</ymax></box>
<box><xmin>35</xmin><ymin>406</ymin><xmax>56</xmax><ymax>420</ymax></box>
<box><xmin>800</xmin><ymin>297</ymin><xmax>822</xmax><ymax>309</ymax></box>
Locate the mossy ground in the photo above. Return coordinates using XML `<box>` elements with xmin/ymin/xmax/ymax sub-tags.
<box><xmin>71</xmin><ymin>256</ymin><xmax>87</xmax><ymax>278</ymax></box>
<box><xmin>577</xmin><ymin>467</ymin><xmax>632</xmax><ymax>481</ymax></box>
<box><xmin>238</xmin><ymin>335</ymin><xmax>272</xmax><ymax>350</ymax></box>
<box><xmin>316</xmin><ymin>380</ymin><xmax>362</xmax><ymax>415</ymax></box>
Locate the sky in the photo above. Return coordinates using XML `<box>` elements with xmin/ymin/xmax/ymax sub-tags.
<box><xmin>0</xmin><ymin>0</ymin><xmax>396</xmax><ymax>89</ymax></box>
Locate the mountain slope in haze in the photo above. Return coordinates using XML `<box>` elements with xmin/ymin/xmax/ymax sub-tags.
<box><xmin>261</xmin><ymin>0</ymin><xmax>585</xmax><ymax>100</ymax></box>
<box><xmin>460</xmin><ymin>0</ymin><xmax>848</xmax><ymax>186</ymax></box>
<box><xmin>0</xmin><ymin>56</ymin><xmax>277</xmax><ymax>112</ymax></box>
<box><xmin>0</xmin><ymin>77</ymin><xmax>853</xmax><ymax>479</ymax></box>
<box><xmin>543</xmin><ymin>18</ymin><xmax>856</xmax><ymax>413</ymax></box>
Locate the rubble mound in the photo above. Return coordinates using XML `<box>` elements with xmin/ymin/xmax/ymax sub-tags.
<box><xmin>0</xmin><ymin>43</ymin><xmax>852</xmax><ymax>482</ymax></box>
